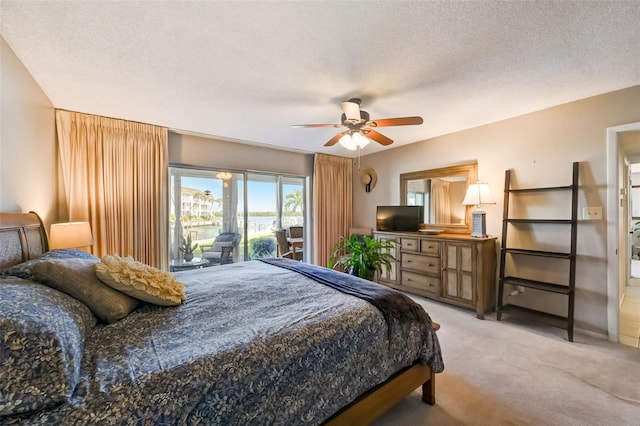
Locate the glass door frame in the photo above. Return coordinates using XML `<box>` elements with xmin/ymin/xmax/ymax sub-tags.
<box><xmin>169</xmin><ymin>164</ymin><xmax>309</xmax><ymax>264</ymax></box>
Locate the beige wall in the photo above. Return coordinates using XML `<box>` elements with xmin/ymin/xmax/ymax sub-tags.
<box><xmin>354</xmin><ymin>85</ymin><xmax>640</xmax><ymax>336</ymax></box>
<box><xmin>168</xmin><ymin>132</ymin><xmax>314</xmax><ymax>177</ymax></box>
<box><xmin>0</xmin><ymin>37</ymin><xmax>57</xmax><ymax>225</ymax></box>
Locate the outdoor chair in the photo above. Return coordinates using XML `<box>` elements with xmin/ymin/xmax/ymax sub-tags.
<box><xmin>275</xmin><ymin>229</ymin><xmax>302</xmax><ymax>261</ymax></box>
<box><xmin>202</xmin><ymin>232</ymin><xmax>241</xmax><ymax>266</ymax></box>
<box><xmin>289</xmin><ymin>225</ymin><xmax>303</xmax><ymax>238</ymax></box>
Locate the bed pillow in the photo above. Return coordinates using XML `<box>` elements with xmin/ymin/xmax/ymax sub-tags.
<box><xmin>1</xmin><ymin>248</ymin><xmax>100</xmax><ymax>281</ymax></box>
<box><xmin>32</xmin><ymin>258</ymin><xmax>139</xmax><ymax>324</ymax></box>
<box><xmin>0</xmin><ymin>276</ymin><xmax>96</xmax><ymax>416</ymax></box>
<box><xmin>95</xmin><ymin>254</ymin><xmax>186</xmax><ymax>306</ymax></box>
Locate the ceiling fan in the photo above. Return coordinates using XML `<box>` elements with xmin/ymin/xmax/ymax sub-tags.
<box><xmin>291</xmin><ymin>98</ymin><xmax>423</xmax><ymax>150</ymax></box>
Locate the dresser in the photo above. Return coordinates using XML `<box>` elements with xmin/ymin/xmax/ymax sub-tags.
<box><xmin>373</xmin><ymin>231</ymin><xmax>497</xmax><ymax>319</ymax></box>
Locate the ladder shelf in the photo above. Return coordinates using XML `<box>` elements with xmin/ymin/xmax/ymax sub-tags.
<box><xmin>496</xmin><ymin>162</ymin><xmax>579</xmax><ymax>342</ymax></box>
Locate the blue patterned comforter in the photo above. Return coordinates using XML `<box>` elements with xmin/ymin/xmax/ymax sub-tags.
<box><xmin>4</xmin><ymin>260</ymin><xmax>443</xmax><ymax>425</ymax></box>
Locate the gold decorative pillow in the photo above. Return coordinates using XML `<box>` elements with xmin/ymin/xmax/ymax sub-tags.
<box><xmin>96</xmin><ymin>255</ymin><xmax>186</xmax><ymax>306</ymax></box>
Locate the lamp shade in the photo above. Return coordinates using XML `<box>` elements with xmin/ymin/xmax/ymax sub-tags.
<box><xmin>49</xmin><ymin>222</ymin><xmax>93</xmax><ymax>249</ymax></box>
<box><xmin>462</xmin><ymin>183</ymin><xmax>496</xmax><ymax>207</ymax></box>
<box><xmin>461</xmin><ymin>183</ymin><xmax>495</xmax><ymax>238</ymax></box>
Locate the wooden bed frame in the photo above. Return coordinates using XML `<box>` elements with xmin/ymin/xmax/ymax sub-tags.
<box><xmin>0</xmin><ymin>211</ymin><xmax>436</xmax><ymax>424</ymax></box>
<box><xmin>0</xmin><ymin>211</ymin><xmax>49</xmax><ymax>269</ymax></box>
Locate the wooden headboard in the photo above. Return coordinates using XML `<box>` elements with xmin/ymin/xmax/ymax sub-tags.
<box><xmin>0</xmin><ymin>211</ymin><xmax>49</xmax><ymax>269</ymax></box>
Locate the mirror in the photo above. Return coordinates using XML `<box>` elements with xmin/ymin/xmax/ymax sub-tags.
<box><xmin>400</xmin><ymin>162</ymin><xmax>477</xmax><ymax>234</ymax></box>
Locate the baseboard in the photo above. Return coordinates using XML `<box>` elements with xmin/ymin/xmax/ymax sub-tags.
<box><xmin>574</xmin><ymin>325</ymin><xmax>608</xmax><ymax>340</ymax></box>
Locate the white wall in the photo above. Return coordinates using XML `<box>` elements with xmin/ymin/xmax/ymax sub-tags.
<box><xmin>0</xmin><ymin>37</ymin><xmax>57</xmax><ymax>225</ymax></box>
<box><xmin>353</xmin><ymin>85</ymin><xmax>640</xmax><ymax>336</ymax></box>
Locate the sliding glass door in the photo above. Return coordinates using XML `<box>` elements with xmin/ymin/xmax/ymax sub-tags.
<box><xmin>169</xmin><ymin>166</ymin><xmax>306</xmax><ymax>266</ymax></box>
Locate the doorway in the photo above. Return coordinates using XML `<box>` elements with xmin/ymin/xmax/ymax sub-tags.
<box><xmin>630</xmin><ymin>164</ymin><xmax>640</xmax><ymax>278</ymax></box>
<box><xmin>621</xmin><ymin>161</ymin><xmax>640</xmax><ymax>347</ymax></box>
<box><xmin>607</xmin><ymin>124</ymin><xmax>640</xmax><ymax>347</ymax></box>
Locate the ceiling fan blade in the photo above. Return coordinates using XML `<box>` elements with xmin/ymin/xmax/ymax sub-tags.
<box><xmin>324</xmin><ymin>131</ymin><xmax>348</xmax><ymax>147</ymax></box>
<box><xmin>291</xmin><ymin>123</ymin><xmax>343</xmax><ymax>128</ymax></box>
<box><xmin>369</xmin><ymin>116</ymin><xmax>423</xmax><ymax>127</ymax></box>
<box><xmin>341</xmin><ymin>100</ymin><xmax>361</xmax><ymax>121</ymax></box>
<box><xmin>364</xmin><ymin>129</ymin><xmax>394</xmax><ymax>146</ymax></box>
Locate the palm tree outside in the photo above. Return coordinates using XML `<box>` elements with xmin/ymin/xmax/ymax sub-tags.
<box><xmin>284</xmin><ymin>188</ymin><xmax>303</xmax><ymax>214</ymax></box>
<box><xmin>283</xmin><ymin>188</ymin><xmax>304</xmax><ymax>227</ymax></box>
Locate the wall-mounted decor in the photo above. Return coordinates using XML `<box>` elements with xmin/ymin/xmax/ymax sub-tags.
<box><xmin>400</xmin><ymin>162</ymin><xmax>478</xmax><ymax>234</ymax></box>
<box><xmin>361</xmin><ymin>168</ymin><xmax>377</xmax><ymax>192</ymax></box>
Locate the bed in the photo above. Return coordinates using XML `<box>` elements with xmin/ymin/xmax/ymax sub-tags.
<box><xmin>0</xmin><ymin>212</ymin><xmax>444</xmax><ymax>425</ymax></box>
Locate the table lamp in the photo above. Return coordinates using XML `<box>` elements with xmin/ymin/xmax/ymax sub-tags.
<box><xmin>49</xmin><ymin>222</ymin><xmax>93</xmax><ymax>250</ymax></box>
<box><xmin>462</xmin><ymin>182</ymin><xmax>495</xmax><ymax>238</ymax></box>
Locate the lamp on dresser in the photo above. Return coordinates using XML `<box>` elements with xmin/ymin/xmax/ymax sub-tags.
<box><xmin>462</xmin><ymin>182</ymin><xmax>495</xmax><ymax>238</ymax></box>
<box><xmin>49</xmin><ymin>222</ymin><xmax>93</xmax><ymax>250</ymax></box>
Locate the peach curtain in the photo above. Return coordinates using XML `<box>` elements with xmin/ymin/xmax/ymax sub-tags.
<box><xmin>55</xmin><ymin>110</ymin><xmax>168</xmax><ymax>269</ymax></box>
<box><xmin>313</xmin><ymin>153</ymin><xmax>353</xmax><ymax>267</ymax></box>
<box><xmin>431</xmin><ymin>178</ymin><xmax>451</xmax><ymax>224</ymax></box>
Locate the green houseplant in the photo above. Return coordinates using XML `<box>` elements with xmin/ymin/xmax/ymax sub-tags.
<box><xmin>328</xmin><ymin>234</ymin><xmax>396</xmax><ymax>280</ymax></box>
<box><xmin>178</xmin><ymin>234</ymin><xmax>199</xmax><ymax>261</ymax></box>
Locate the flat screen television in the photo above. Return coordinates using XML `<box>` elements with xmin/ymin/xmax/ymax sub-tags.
<box><xmin>376</xmin><ymin>205</ymin><xmax>423</xmax><ymax>232</ymax></box>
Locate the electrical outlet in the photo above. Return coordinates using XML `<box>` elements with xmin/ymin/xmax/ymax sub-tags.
<box><xmin>509</xmin><ymin>286</ymin><xmax>525</xmax><ymax>296</ymax></box>
<box><xmin>582</xmin><ymin>206</ymin><xmax>603</xmax><ymax>220</ymax></box>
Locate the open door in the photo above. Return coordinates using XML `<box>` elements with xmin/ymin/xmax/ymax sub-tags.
<box><xmin>630</xmin><ymin>164</ymin><xmax>640</xmax><ymax>278</ymax></box>
<box><xmin>607</xmin><ymin>123</ymin><xmax>640</xmax><ymax>343</ymax></box>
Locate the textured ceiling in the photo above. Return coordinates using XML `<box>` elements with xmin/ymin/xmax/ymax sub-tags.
<box><xmin>1</xmin><ymin>1</ymin><xmax>639</xmax><ymax>157</ymax></box>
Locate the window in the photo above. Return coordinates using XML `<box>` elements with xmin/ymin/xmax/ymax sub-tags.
<box><xmin>169</xmin><ymin>167</ymin><xmax>307</xmax><ymax>266</ymax></box>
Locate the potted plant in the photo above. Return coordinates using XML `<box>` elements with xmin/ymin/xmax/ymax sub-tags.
<box><xmin>328</xmin><ymin>234</ymin><xmax>396</xmax><ymax>280</ymax></box>
<box><xmin>178</xmin><ymin>234</ymin><xmax>199</xmax><ymax>262</ymax></box>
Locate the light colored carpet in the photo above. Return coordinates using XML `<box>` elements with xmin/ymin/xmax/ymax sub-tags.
<box><xmin>373</xmin><ymin>296</ymin><xmax>640</xmax><ymax>426</ymax></box>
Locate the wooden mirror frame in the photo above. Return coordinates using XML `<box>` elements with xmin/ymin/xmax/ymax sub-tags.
<box><xmin>400</xmin><ymin>162</ymin><xmax>478</xmax><ymax>234</ymax></box>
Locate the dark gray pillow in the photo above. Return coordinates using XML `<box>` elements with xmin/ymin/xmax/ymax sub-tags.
<box><xmin>1</xmin><ymin>248</ymin><xmax>100</xmax><ymax>281</ymax></box>
<box><xmin>0</xmin><ymin>276</ymin><xmax>95</xmax><ymax>416</ymax></box>
<box><xmin>32</xmin><ymin>258</ymin><xmax>139</xmax><ymax>324</ymax></box>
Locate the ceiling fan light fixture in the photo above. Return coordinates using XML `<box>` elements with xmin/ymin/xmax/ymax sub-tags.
<box><xmin>352</xmin><ymin>131</ymin><xmax>370</xmax><ymax>148</ymax></box>
<box><xmin>338</xmin><ymin>132</ymin><xmax>357</xmax><ymax>150</ymax></box>
<box><xmin>339</xmin><ymin>131</ymin><xmax>370</xmax><ymax>150</ymax></box>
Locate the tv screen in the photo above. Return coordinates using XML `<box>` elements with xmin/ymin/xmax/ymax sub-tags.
<box><xmin>376</xmin><ymin>205</ymin><xmax>423</xmax><ymax>232</ymax></box>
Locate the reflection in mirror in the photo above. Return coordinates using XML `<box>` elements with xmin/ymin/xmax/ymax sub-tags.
<box><xmin>406</xmin><ymin>176</ymin><xmax>467</xmax><ymax>224</ymax></box>
<box><xmin>400</xmin><ymin>162</ymin><xmax>477</xmax><ymax>234</ymax></box>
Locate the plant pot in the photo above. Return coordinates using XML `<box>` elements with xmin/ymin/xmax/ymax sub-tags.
<box><xmin>348</xmin><ymin>267</ymin><xmax>375</xmax><ymax>281</ymax></box>
<box><xmin>184</xmin><ymin>253</ymin><xmax>194</xmax><ymax>262</ymax></box>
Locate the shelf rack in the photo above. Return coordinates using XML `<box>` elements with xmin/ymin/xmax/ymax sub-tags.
<box><xmin>496</xmin><ymin>162</ymin><xmax>579</xmax><ymax>341</ymax></box>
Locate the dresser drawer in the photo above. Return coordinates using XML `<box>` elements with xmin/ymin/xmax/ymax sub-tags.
<box><xmin>401</xmin><ymin>271</ymin><xmax>441</xmax><ymax>294</ymax></box>
<box><xmin>401</xmin><ymin>238</ymin><xmax>419</xmax><ymax>251</ymax></box>
<box><xmin>401</xmin><ymin>253</ymin><xmax>440</xmax><ymax>274</ymax></box>
<box><xmin>420</xmin><ymin>240</ymin><xmax>440</xmax><ymax>255</ymax></box>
